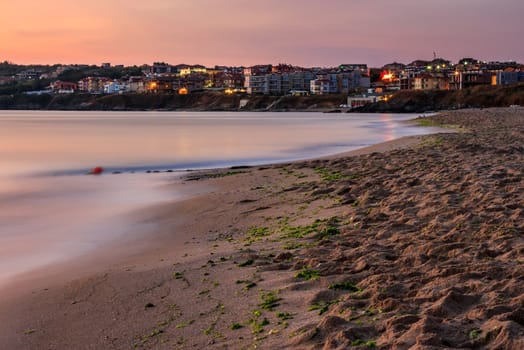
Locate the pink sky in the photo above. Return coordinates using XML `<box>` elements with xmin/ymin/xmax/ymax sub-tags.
<box><xmin>1</xmin><ymin>0</ymin><xmax>523</xmax><ymax>67</ymax></box>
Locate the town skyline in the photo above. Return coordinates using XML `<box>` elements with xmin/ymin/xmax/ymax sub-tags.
<box><xmin>3</xmin><ymin>55</ymin><xmax>523</xmax><ymax>70</ymax></box>
<box><xmin>1</xmin><ymin>1</ymin><xmax>523</xmax><ymax>67</ymax></box>
<box><xmin>4</xmin><ymin>55</ymin><xmax>522</xmax><ymax>99</ymax></box>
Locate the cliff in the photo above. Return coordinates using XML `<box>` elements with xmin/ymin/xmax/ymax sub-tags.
<box><xmin>0</xmin><ymin>92</ymin><xmax>347</xmax><ymax>112</ymax></box>
<box><xmin>1</xmin><ymin>83</ymin><xmax>523</xmax><ymax>112</ymax></box>
<box><xmin>356</xmin><ymin>83</ymin><xmax>524</xmax><ymax>113</ymax></box>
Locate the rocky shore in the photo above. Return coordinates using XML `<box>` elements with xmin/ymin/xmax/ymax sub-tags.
<box><xmin>354</xmin><ymin>83</ymin><xmax>524</xmax><ymax>113</ymax></box>
<box><xmin>1</xmin><ymin>108</ymin><xmax>523</xmax><ymax>349</ymax></box>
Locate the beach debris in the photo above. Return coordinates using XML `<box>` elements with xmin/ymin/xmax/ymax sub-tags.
<box><xmin>89</xmin><ymin>166</ymin><xmax>104</xmax><ymax>175</ymax></box>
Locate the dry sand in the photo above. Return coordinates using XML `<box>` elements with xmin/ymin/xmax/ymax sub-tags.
<box><xmin>0</xmin><ymin>107</ymin><xmax>523</xmax><ymax>349</ymax></box>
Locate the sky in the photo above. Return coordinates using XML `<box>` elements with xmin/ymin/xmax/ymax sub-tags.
<box><xmin>1</xmin><ymin>0</ymin><xmax>523</xmax><ymax>67</ymax></box>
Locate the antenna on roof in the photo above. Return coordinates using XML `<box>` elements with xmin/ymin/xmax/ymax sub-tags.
<box><xmin>433</xmin><ymin>51</ymin><xmax>437</xmax><ymax>60</ymax></box>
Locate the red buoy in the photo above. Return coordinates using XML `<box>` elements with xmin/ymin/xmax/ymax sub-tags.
<box><xmin>90</xmin><ymin>166</ymin><xmax>104</xmax><ymax>175</ymax></box>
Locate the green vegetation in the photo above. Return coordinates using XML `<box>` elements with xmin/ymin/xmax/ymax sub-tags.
<box><xmin>54</xmin><ymin>64</ymin><xmax>142</xmax><ymax>82</ymax></box>
<box><xmin>469</xmin><ymin>329</ymin><xmax>481</xmax><ymax>339</ymax></box>
<box><xmin>289</xmin><ymin>328</ymin><xmax>308</xmax><ymax>338</ymax></box>
<box><xmin>246</xmin><ymin>226</ymin><xmax>270</xmax><ymax>241</ymax></box>
<box><xmin>351</xmin><ymin>339</ymin><xmax>377</xmax><ymax>347</ymax></box>
<box><xmin>138</xmin><ymin>328</ymin><xmax>163</xmax><ymax>344</ymax></box>
<box><xmin>236</xmin><ymin>279</ymin><xmax>257</xmax><ymax>290</ymax></box>
<box><xmin>175</xmin><ymin>320</ymin><xmax>195</xmax><ymax>328</ymax></box>
<box><xmin>259</xmin><ymin>291</ymin><xmax>281</xmax><ymax>311</ymax></box>
<box><xmin>308</xmin><ymin>300</ymin><xmax>339</xmax><ymax>315</ymax></box>
<box><xmin>277</xmin><ymin>312</ymin><xmax>293</xmax><ymax>321</ymax></box>
<box><xmin>314</xmin><ymin>167</ymin><xmax>347</xmax><ymax>181</ymax></box>
<box><xmin>281</xmin><ymin>223</ymin><xmax>318</xmax><ymax>239</ymax></box>
<box><xmin>328</xmin><ymin>281</ymin><xmax>362</xmax><ymax>292</ymax></box>
<box><xmin>230</xmin><ymin>323</ymin><xmax>243</xmax><ymax>330</ymax></box>
<box><xmin>317</xmin><ymin>226</ymin><xmax>340</xmax><ymax>239</ymax></box>
<box><xmin>244</xmin><ymin>281</ymin><xmax>257</xmax><ymax>290</ymax></box>
<box><xmin>314</xmin><ymin>167</ymin><xmax>361</xmax><ymax>182</ymax></box>
<box><xmin>250</xmin><ymin>317</ymin><xmax>270</xmax><ymax>334</ymax></box>
<box><xmin>417</xmin><ymin>118</ymin><xmax>466</xmax><ymax>132</ymax></box>
<box><xmin>238</xmin><ymin>259</ymin><xmax>254</xmax><ymax>267</ymax></box>
<box><xmin>281</xmin><ymin>217</ymin><xmax>340</xmax><ymax>240</ymax></box>
<box><xmin>295</xmin><ymin>267</ymin><xmax>320</xmax><ymax>280</ymax></box>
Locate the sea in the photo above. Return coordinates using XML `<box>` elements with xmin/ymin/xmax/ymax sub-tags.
<box><xmin>0</xmin><ymin>110</ymin><xmax>440</xmax><ymax>287</ymax></box>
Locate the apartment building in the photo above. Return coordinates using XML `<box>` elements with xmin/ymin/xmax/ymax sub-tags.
<box><xmin>244</xmin><ymin>65</ymin><xmax>272</xmax><ymax>94</ymax></box>
<box><xmin>413</xmin><ymin>74</ymin><xmax>450</xmax><ymax>90</ymax></box>
<box><xmin>78</xmin><ymin>77</ymin><xmax>112</xmax><ymax>93</ymax></box>
<box><xmin>310</xmin><ymin>77</ymin><xmax>336</xmax><ymax>95</ymax></box>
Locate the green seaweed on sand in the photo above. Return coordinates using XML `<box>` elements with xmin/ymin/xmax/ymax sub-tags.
<box><xmin>172</xmin><ymin>271</ymin><xmax>184</xmax><ymax>279</ymax></box>
<box><xmin>308</xmin><ymin>300</ymin><xmax>339</xmax><ymax>315</ymax></box>
<box><xmin>277</xmin><ymin>312</ymin><xmax>293</xmax><ymax>320</ymax></box>
<box><xmin>236</xmin><ymin>279</ymin><xmax>257</xmax><ymax>290</ymax></box>
<box><xmin>259</xmin><ymin>291</ymin><xmax>281</xmax><ymax>311</ymax></box>
<box><xmin>175</xmin><ymin>320</ymin><xmax>194</xmax><ymax>329</ymax></box>
<box><xmin>295</xmin><ymin>267</ymin><xmax>320</xmax><ymax>280</ymax></box>
<box><xmin>238</xmin><ymin>259</ymin><xmax>254</xmax><ymax>267</ymax></box>
<box><xmin>351</xmin><ymin>339</ymin><xmax>377</xmax><ymax>347</ymax></box>
<box><xmin>328</xmin><ymin>281</ymin><xmax>362</xmax><ymax>292</ymax></box>
<box><xmin>245</xmin><ymin>226</ymin><xmax>271</xmax><ymax>243</ymax></box>
<box><xmin>314</xmin><ymin>167</ymin><xmax>361</xmax><ymax>182</ymax></box>
<box><xmin>250</xmin><ymin>317</ymin><xmax>270</xmax><ymax>334</ymax></box>
<box><xmin>230</xmin><ymin>323</ymin><xmax>243</xmax><ymax>330</ymax></box>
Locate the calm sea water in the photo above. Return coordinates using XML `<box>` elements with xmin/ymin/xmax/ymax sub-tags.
<box><xmin>0</xmin><ymin>110</ymin><xmax>439</xmax><ymax>287</ymax></box>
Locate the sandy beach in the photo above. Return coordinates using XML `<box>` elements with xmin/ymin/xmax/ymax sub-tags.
<box><xmin>1</xmin><ymin>107</ymin><xmax>523</xmax><ymax>349</ymax></box>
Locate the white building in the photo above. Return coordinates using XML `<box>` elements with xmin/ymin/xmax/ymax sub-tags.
<box><xmin>244</xmin><ymin>66</ymin><xmax>272</xmax><ymax>94</ymax></box>
<box><xmin>103</xmin><ymin>80</ymin><xmax>127</xmax><ymax>94</ymax></box>
<box><xmin>127</xmin><ymin>77</ymin><xmax>146</xmax><ymax>93</ymax></box>
<box><xmin>310</xmin><ymin>78</ymin><xmax>336</xmax><ymax>95</ymax></box>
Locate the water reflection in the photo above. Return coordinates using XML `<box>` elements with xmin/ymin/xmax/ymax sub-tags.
<box><xmin>0</xmin><ymin>111</ymin><xmax>432</xmax><ymax>176</ymax></box>
<box><xmin>0</xmin><ymin>173</ymin><xmax>174</xmax><ymax>287</ymax></box>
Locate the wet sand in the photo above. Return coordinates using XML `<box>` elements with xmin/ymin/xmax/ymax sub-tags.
<box><xmin>1</xmin><ymin>107</ymin><xmax>523</xmax><ymax>349</ymax></box>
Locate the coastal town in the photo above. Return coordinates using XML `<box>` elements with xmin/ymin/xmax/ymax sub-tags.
<box><xmin>1</xmin><ymin>58</ymin><xmax>523</xmax><ymax>109</ymax></box>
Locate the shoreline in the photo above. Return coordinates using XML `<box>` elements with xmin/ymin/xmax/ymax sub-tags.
<box><xmin>0</xmin><ymin>134</ymin><xmax>426</xmax><ymax>299</ymax></box>
<box><xmin>1</xmin><ymin>107</ymin><xmax>523</xmax><ymax>349</ymax></box>
<box><xmin>0</xmin><ymin>111</ymin><xmax>443</xmax><ymax>295</ymax></box>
